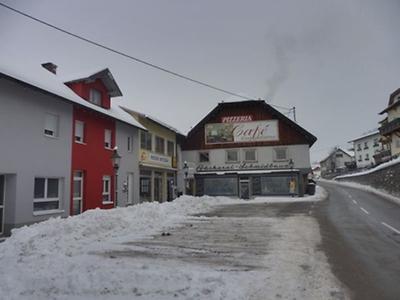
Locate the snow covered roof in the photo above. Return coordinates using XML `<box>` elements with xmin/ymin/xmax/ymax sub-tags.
<box><xmin>320</xmin><ymin>147</ymin><xmax>354</xmax><ymax>163</ymax></box>
<box><xmin>63</xmin><ymin>68</ymin><xmax>123</xmax><ymax>97</ymax></box>
<box><xmin>121</xmin><ymin>106</ymin><xmax>185</xmax><ymax>136</ymax></box>
<box><xmin>348</xmin><ymin>130</ymin><xmax>380</xmax><ymax>143</ymax></box>
<box><xmin>0</xmin><ymin>60</ymin><xmax>145</xmax><ymax>130</ymax></box>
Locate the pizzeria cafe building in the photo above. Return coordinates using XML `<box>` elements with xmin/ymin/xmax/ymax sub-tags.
<box><xmin>180</xmin><ymin>100</ymin><xmax>317</xmax><ymax>198</ymax></box>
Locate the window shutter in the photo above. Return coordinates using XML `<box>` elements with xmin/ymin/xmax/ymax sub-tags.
<box><xmin>45</xmin><ymin>113</ymin><xmax>58</xmax><ymax>136</ymax></box>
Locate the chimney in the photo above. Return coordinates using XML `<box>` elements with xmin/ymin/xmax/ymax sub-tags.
<box><xmin>41</xmin><ymin>62</ymin><xmax>57</xmax><ymax>75</ymax></box>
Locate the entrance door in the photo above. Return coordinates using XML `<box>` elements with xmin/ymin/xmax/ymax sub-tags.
<box><xmin>154</xmin><ymin>172</ymin><xmax>163</xmax><ymax>202</ymax></box>
<box><xmin>167</xmin><ymin>173</ymin><xmax>175</xmax><ymax>201</ymax></box>
<box><xmin>72</xmin><ymin>171</ymin><xmax>83</xmax><ymax>215</ymax></box>
<box><xmin>0</xmin><ymin>175</ymin><xmax>5</xmax><ymax>234</ymax></box>
<box><xmin>239</xmin><ymin>178</ymin><xmax>250</xmax><ymax>199</ymax></box>
<box><xmin>127</xmin><ymin>173</ymin><xmax>134</xmax><ymax>205</ymax></box>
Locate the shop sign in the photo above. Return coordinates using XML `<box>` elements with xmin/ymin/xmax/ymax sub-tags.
<box><xmin>205</xmin><ymin>120</ymin><xmax>279</xmax><ymax>144</ymax></box>
<box><xmin>221</xmin><ymin>115</ymin><xmax>253</xmax><ymax>123</ymax></box>
<box><xmin>196</xmin><ymin>161</ymin><xmax>292</xmax><ymax>172</ymax></box>
<box><xmin>140</xmin><ymin>150</ymin><xmax>172</xmax><ymax>168</ymax></box>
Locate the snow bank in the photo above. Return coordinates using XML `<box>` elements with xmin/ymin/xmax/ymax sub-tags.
<box><xmin>334</xmin><ymin>156</ymin><xmax>400</xmax><ymax>179</ymax></box>
<box><xmin>319</xmin><ymin>179</ymin><xmax>400</xmax><ymax>206</ymax></box>
<box><xmin>0</xmin><ymin>192</ymin><xmax>330</xmax><ymax>299</ymax></box>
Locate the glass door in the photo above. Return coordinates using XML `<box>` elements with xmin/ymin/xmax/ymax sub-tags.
<box><xmin>72</xmin><ymin>171</ymin><xmax>83</xmax><ymax>215</ymax></box>
<box><xmin>127</xmin><ymin>173</ymin><xmax>134</xmax><ymax>205</ymax></box>
<box><xmin>0</xmin><ymin>175</ymin><xmax>5</xmax><ymax>234</ymax></box>
<box><xmin>239</xmin><ymin>177</ymin><xmax>250</xmax><ymax>199</ymax></box>
<box><xmin>154</xmin><ymin>172</ymin><xmax>163</xmax><ymax>202</ymax></box>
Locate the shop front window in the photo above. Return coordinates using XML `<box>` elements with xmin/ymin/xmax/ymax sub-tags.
<box><xmin>259</xmin><ymin>176</ymin><xmax>296</xmax><ymax>195</ymax></box>
<box><xmin>140</xmin><ymin>170</ymin><xmax>152</xmax><ymax>201</ymax></box>
<box><xmin>203</xmin><ymin>177</ymin><xmax>238</xmax><ymax>196</ymax></box>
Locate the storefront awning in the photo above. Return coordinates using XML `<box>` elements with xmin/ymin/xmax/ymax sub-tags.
<box><xmin>196</xmin><ymin>169</ymin><xmax>300</xmax><ymax>175</ymax></box>
<box><xmin>139</xmin><ymin>163</ymin><xmax>178</xmax><ymax>172</ymax></box>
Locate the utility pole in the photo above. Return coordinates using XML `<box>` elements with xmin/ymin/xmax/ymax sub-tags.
<box><xmin>292</xmin><ymin>106</ymin><xmax>297</xmax><ymax>122</ymax></box>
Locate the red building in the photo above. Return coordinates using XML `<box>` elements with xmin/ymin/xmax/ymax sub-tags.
<box><xmin>65</xmin><ymin>69</ymin><xmax>123</xmax><ymax>215</ymax></box>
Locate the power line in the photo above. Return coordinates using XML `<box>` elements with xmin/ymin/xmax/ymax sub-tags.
<box><xmin>0</xmin><ymin>2</ymin><xmax>294</xmax><ymax>114</ymax></box>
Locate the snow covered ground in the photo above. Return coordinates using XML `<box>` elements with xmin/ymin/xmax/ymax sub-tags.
<box><xmin>0</xmin><ymin>187</ymin><xmax>347</xmax><ymax>300</ymax></box>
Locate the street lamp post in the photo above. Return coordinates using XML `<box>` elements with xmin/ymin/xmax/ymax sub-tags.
<box><xmin>111</xmin><ymin>147</ymin><xmax>121</xmax><ymax>208</ymax></box>
<box><xmin>183</xmin><ymin>161</ymin><xmax>189</xmax><ymax>195</ymax></box>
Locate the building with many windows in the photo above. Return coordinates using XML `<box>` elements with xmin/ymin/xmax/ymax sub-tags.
<box><xmin>379</xmin><ymin>88</ymin><xmax>400</xmax><ymax>158</ymax></box>
<box><xmin>180</xmin><ymin>100</ymin><xmax>317</xmax><ymax>198</ymax></box>
<box><xmin>349</xmin><ymin>130</ymin><xmax>382</xmax><ymax>169</ymax></box>
<box><xmin>0</xmin><ymin>61</ymin><xmax>144</xmax><ymax>236</ymax></box>
<box><xmin>122</xmin><ymin>108</ymin><xmax>185</xmax><ymax>202</ymax></box>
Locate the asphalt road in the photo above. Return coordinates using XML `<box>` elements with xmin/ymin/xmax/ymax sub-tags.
<box><xmin>317</xmin><ymin>181</ymin><xmax>400</xmax><ymax>300</ymax></box>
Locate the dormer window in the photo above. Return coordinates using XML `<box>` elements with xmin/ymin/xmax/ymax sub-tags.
<box><xmin>89</xmin><ymin>88</ymin><xmax>102</xmax><ymax>106</ymax></box>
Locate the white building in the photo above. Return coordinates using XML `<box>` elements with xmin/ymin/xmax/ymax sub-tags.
<box><xmin>349</xmin><ymin>130</ymin><xmax>382</xmax><ymax>168</ymax></box>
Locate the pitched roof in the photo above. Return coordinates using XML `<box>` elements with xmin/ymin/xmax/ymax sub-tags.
<box><xmin>186</xmin><ymin>100</ymin><xmax>317</xmax><ymax>146</ymax></box>
<box><xmin>348</xmin><ymin>130</ymin><xmax>379</xmax><ymax>143</ymax></box>
<box><xmin>380</xmin><ymin>88</ymin><xmax>400</xmax><ymax>114</ymax></box>
<box><xmin>121</xmin><ymin>106</ymin><xmax>185</xmax><ymax>136</ymax></box>
<box><xmin>0</xmin><ymin>60</ymin><xmax>145</xmax><ymax>130</ymax></box>
<box><xmin>63</xmin><ymin>68</ymin><xmax>123</xmax><ymax>97</ymax></box>
<box><xmin>319</xmin><ymin>147</ymin><xmax>354</xmax><ymax>163</ymax></box>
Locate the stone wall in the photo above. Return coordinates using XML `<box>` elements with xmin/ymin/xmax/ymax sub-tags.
<box><xmin>336</xmin><ymin>161</ymin><xmax>400</xmax><ymax>198</ymax></box>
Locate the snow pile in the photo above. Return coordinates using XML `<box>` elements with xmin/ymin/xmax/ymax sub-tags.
<box><xmin>0</xmin><ymin>192</ymin><xmax>333</xmax><ymax>300</ymax></box>
<box><xmin>335</xmin><ymin>156</ymin><xmax>400</xmax><ymax>179</ymax></box>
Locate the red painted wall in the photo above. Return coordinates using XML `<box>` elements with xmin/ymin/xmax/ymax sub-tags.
<box><xmin>66</xmin><ymin>79</ymin><xmax>111</xmax><ymax>109</ymax></box>
<box><xmin>68</xmin><ymin>80</ymin><xmax>116</xmax><ymax>213</ymax></box>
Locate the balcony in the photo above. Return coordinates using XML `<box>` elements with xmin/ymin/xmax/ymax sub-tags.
<box><xmin>379</xmin><ymin>118</ymin><xmax>400</xmax><ymax>136</ymax></box>
<box><xmin>373</xmin><ymin>149</ymin><xmax>392</xmax><ymax>165</ymax></box>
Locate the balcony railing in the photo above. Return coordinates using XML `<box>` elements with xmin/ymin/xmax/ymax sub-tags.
<box><xmin>373</xmin><ymin>149</ymin><xmax>392</xmax><ymax>164</ymax></box>
<box><xmin>379</xmin><ymin>118</ymin><xmax>400</xmax><ymax>136</ymax></box>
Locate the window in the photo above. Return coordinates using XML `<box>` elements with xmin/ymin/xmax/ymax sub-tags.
<box><xmin>89</xmin><ymin>88</ymin><xmax>102</xmax><ymax>106</ymax></box>
<box><xmin>140</xmin><ymin>170</ymin><xmax>152</xmax><ymax>202</ymax></box>
<box><xmin>336</xmin><ymin>153</ymin><xmax>343</xmax><ymax>158</ymax></box>
<box><xmin>364</xmin><ymin>142</ymin><xmax>369</xmax><ymax>149</ymax></box>
<box><xmin>44</xmin><ymin>113</ymin><xmax>59</xmax><ymax>137</ymax></box>
<box><xmin>274</xmin><ymin>148</ymin><xmax>287</xmax><ymax>161</ymax></box>
<box><xmin>140</xmin><ymin>131</ymin><xmax>152</xmax><ymax>151</ymax></box>
<box><xmin>127</xmin><ymin>136</ymin><xmax>133</xmax><ymax>152</ymax></box>
<box><xmin>167</xmin><ymin>141</ymin><xmax>175</xmax><ymax>156</ymax></box>
<box><xmin>226</xmin><ymin>150</ymin><xmax>239</xmax><ymax>163</ymax></box>
<box><xmin>365</xmin><ymin>154</ymin><xmax>370</xmax><ymax>161</ymax></box>
<box><xmin>358</xmin><ymin>155</ymin><xmax>362</xmax><ymax>162</ymax></box>
<box><xmin>155</xmin><ymin>136</ymin><xmax>165</xmax><ymax>154</ymax></box>
<box><xmin>244</xmin><ymin>149</ymin><xmax>257</xmax><ymax>162</ymax></box>
<box><xmin>33</xmin><ymin>178</ymin><xmax>61</xmax><ymax>212</ymax></box>
<box><xmin>72</xmin><ymin>171</ymin><xmax>83</xmax><ymax>215</ymax></box>
<box><xmin>104</xmin><ymin>129</ymin><xmax>112</xmax><ymax>149</ymax></box>
<box><xmin>203</xmin><ymin>177</ymin><xmax>238</xmax><ymax>196</ymax></box>
<box><xmin>74</xmin><ymin>121</ymin><xmax>84</xmax><ymax>143</ymax></box>
<box><xmin>199</xmin><ymin>152</ymin><xmax>210</xmax><ymax>163</ymax></box>
<box><xmin>357</xmin><ymin>144</ymin><xmax>361</xmax><ymax>151</ymax></box>
<box><xmin>373</xmin><ymin>138</ymin><xmax>379</xmax><ymax>147</ymax></box>
<box><xmin>102</xmin><ymin>176</ymin><xmax>111</xmax><ymax>203</ymax></box>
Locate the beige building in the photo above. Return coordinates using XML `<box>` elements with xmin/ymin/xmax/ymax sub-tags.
<box><xmin>379</xmin><ymin>88</ymin><xmax>400</xmax><ymax>157</ymax></box>
<box><xmin>122</xmin><ymin>108</ymin><xmax>184</xmax><ymax>202</ymax></box>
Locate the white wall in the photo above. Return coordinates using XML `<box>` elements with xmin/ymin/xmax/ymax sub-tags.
<box><xmin>352</xmin><ymin>133</ymin><xmax>381</xmax><ymax>168</ymax></box>
<box><xmin>115</xmin><ymin>122</ymin><xmax>140</xmax><ymax>206</ymax></box>
<box><xmin>0</xmin><ymin>77</ymin><xmax>73</xmax><ymax>233</ymax></box>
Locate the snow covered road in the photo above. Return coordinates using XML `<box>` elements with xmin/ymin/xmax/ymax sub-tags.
<box><xmin>0</xmin><ymin>188</ymin><xmax>348</xmax><ymax>300</ymax></box>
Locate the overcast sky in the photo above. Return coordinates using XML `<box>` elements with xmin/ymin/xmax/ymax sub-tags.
<box><xmin>1</xmin><ymin>0</ymin><xmax>399</xmax><ymax>162</ymax></box>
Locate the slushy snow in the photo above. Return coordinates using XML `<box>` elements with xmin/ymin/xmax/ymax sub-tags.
<box><xmin>0</xmin><ymin>187</ymin><xmax>346</xmax><ymax>299</ymax></box>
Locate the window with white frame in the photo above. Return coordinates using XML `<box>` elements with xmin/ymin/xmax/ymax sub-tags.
<box><xmin>74</xmin><ymin>120</ymin><xmax>85</xmax><ymax>143</ymax></box>
<box><xmin>33</xmin><ymin>178</ymin><xmax>61</xmax><ymax>212</ymax></box>
<box><xmin>72</xmin><ymin>171</ymin><xmax>83</xmax><ymax>215</ymax></box>
<box><xmin>226</xmin><ymin>149</ymin><xmax>239</xmax><ymax>163</ymax></box>
<box><xmin>140</xmin><ymin>131</ymin><xmax>152</xmax><ymax>151</ymax></box>
<box><xmin>244</xmin><ymin>149</ymin><xmax>257</xmax><ymax>162</ymax></box>
<box><xmin>104</xmin><ymin>129</ymin><xmax>112</xmax><ymax>149</ymax></box>
<box><xmin>365</xmin><ymin>153</ymin><xmax>370</xmax><ymax>161</ymax></box>
<box><xmin>44</xmin><ymin>113</ymin><xmax>59</xmax><ymax>137</ymax></box>
<box><xmin>274</xmin><ymin>148</ymin><xmax>288</xmax><ymax>161</ymax></box>
<box><xmin>155</xmin><ymin>136</ymin><xmax>165</xmax><ymax>154</ymax></box>
<box><xmin>89</xmin><ymin>88</ymin><xmax>102</xmax><ymax>106</ymax></box>
<box><xmin>102</xmin><ymin>176</ymin><xmax>111</xmax><ymax>203</ymax></box>
<box><xmin>127</xmin><ymin>136</ymin><xmax>133</xmax><ymax>152</ymax></box>
<box><xmin>199</xmin><ymin>152</ymin><xmax>210</xmax><ymax>163</ymax></box>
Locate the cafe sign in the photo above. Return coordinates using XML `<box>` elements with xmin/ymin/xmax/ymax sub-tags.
<box><xmin>205</xmin><ymin>120</ymin><xmax>279</xmax><ymax>144</ymax></box>
<box><xmin>140</xmin><ymin>150</ymin><xmax>172</xmax><ymax>168</ymax></box>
